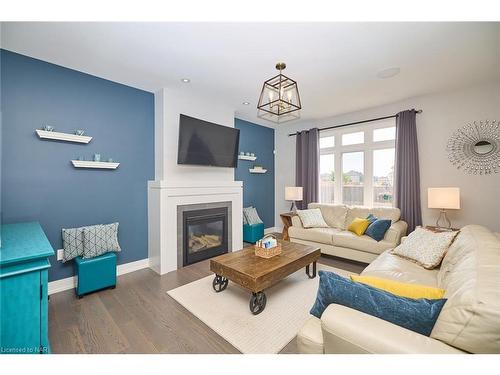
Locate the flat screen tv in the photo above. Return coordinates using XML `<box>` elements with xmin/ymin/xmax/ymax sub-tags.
<box><xmin>177</xmin><ymin>114</ymin><xmax>240</xmax><ymax>168</ymax></box>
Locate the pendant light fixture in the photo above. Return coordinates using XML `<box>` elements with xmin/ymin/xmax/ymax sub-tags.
<box><xmin>257</xmin><ymin>62</ymin><xmax>301</xmax><ymax>123</ymax></box>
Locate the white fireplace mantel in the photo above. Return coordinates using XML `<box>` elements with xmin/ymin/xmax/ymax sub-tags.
<box><xmin>147</xmin><ymin>180</ymin><xmax>243</xmax><ymax>275</ymax></box>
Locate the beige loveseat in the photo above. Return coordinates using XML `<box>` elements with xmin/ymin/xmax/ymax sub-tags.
<box><xmin>297</xmin><ymin>225</ymin><xmax>500</xmax><ymax>354</ymax></box>
<box><xmin>288</xmin><ymin>203</ymin><xmax>408</xmax><ymax>263</ymax></box>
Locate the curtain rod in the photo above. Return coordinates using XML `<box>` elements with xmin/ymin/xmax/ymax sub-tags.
<box><xmin>288</xmin><ymin>109</ymin><xmax>423</xmax><ymax>136</ymax></box>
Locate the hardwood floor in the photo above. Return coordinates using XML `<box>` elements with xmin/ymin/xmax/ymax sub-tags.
<box><xmin>48</xmin><ymin>254</ymin><xmax>366</xmax><ymax>354</ymax></box>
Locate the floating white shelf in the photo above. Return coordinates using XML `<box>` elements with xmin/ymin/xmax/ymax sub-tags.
<box><xmin>238</xmin><ymin>155</ymin><xmax>257</xmax><ymax>161</ymax></box>
<box><xmin>36</xmin><ymin>129</ymin><xmax>92</xmax><ymax>144</ymax></box>
<box><xmin>71</xmin><ymin>160</ymin><xmax>120</xmax><ymax>169</ymax></box>
<box><xmin>249</xmin><ymin>168</ymin><xmax>267</xmax><ymax>174</ymax></box>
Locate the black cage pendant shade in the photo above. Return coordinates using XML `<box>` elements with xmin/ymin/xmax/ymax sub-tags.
<box><xmin>257</xmin><ymin>62</ymin><xmax>301</xmax><ymax>123</ymax></box>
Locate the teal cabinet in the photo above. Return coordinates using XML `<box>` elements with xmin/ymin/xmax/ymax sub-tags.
<box><xmin>0</xmin><ymin>222</ymin><xmax>54</xmax><ymax>354</ymax></box>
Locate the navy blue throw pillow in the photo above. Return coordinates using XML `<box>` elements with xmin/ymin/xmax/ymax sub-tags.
<box><xmin>310</xmin><ymin>271</ymin><xmax>447</xmax><ymax>336</ymax></box>
<box><xmin>365</xmin><ymin>218</ymin><xmax>392</xmax><ymax>241</ymax></box>
<box><xmin>366</xmin><ymin>213</ymin><xmax>377</xmax><ymax>223</ymax></box>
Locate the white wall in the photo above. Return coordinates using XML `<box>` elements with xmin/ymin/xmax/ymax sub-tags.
<box><xmin>154</xmin><ymin>87</ymin><xmax>237</xmax><ymax>185</ymax></box>
<box><xmin>275</xmin><ymin>80</ymin><xmax>500</xmax><ymax>231</ymax></box>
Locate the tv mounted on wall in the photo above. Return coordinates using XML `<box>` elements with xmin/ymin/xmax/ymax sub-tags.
<box><xmin>177</xmin><ymin>114</ymin><xmax>240</xmax><ymax>168</ymax></box>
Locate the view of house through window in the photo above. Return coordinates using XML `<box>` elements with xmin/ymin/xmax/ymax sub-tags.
<box><xmin>342</xmin><ymin>151</ymin><xmax>364</xmax><ymax>205</ymax></box>
<box><xmin>319</xmin><ymin>119</ymin><xmax>396</xmax><ymax>207</ymax></box>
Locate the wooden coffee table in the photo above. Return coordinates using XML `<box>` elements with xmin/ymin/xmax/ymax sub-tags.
<box><xmin>210</xmin><ymin>240</ymin><xmax>321</xmax><ymax>315</ymax></box>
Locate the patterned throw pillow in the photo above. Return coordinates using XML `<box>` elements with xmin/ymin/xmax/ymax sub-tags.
<box><xmin>82</xmin><ymin>223</ymin><xmax>121</xmax><ymax>259</ymax></box>
<box><xmin>62</xmin><ymin>226</ymin><xmax>87</xmax><ymax>262</ymax></box>
<box><xmin>243</xmin><ymin>207</ymin><xmax>263</xmax><ymax>225</ymax></box>
<box><xmin>296</xmin><ymin>208</ymin><xmax>329</xmax><ymax>228</ymax></box>
<box><xmin>392</xmin><ymin>227</ymin><xmax>459</xmax><ymax>269</ymax></box>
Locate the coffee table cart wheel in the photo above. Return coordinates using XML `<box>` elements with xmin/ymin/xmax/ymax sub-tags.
<box><xmin>249</xmin><ymin>291</ymin><xmax>267</xmax><ymax>315</ymax></box>
<box><xmin>212</xmin><ymin>274</ymin><xmax>229</xmax><ymax>292</ymax></box>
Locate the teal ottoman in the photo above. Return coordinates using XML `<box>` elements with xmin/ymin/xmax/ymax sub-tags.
<box><xmin>74</xmin><ymin>252</ymin><xmax>117</xmax><ymax>298</ymax></box>
<box><xmin>243</xmin><ymin>223</ymin><xmax>265</xmax><ymax>244</ymax></box>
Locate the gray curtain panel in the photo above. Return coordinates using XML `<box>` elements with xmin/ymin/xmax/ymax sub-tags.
<box><xmin>296</xmin><ymin>128</ymin><xmax>320</xmax><ymax>209</ymax></box>
<box><xmin>395</xmin><ymin>109</ymin><xmax>422</xmax><ymax>233</ymax></box>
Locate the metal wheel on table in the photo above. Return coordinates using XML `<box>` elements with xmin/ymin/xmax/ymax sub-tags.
<box><xmin>249</xmin><ymin>291</ymin><xmax>267</xmax><ymax>315</ymax></box>
<box><xmin>212</xmin><ymin>275</ymin><xmax>229</xmax><ymax>292</ymax></box>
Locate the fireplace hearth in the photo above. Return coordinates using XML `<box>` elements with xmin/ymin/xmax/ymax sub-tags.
<box><xmin>182</xmin><ymin>206</ymin><xmax>229</xmax><ymax>266</ymax></box>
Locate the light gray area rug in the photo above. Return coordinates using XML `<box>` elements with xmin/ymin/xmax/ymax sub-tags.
<box><xmin>167</xmin><ymin>265</ymin><xmax>353</xmax><ymax>354</ymax></box>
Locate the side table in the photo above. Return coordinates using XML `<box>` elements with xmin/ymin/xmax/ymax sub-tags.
<box><xmin>280</xmin><ymin>212</ymin><xmax>297</xmax><ymax>241</ymax></box>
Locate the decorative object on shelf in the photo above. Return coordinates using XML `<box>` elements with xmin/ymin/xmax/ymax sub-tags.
<box><xmin>93</xmin><ymin>153</ymin><xmax>101</xmax><ymax>162</ymax></box>
<box><xmin>249</xmin><ymin>165</ymin><xmax>267</xmax><ymax>173</ymax></box>
<box><xmin>245</xmin><ymin>152</ymin><xmax>251</xmax><ymax>156</ymax></box>
<box><xmin>238</xmin><ymin>154</ymin><xmax>257</xmax><ymax>161</ymax></box>
<box><xmin>447</xmin><ymin>120</ymin><xmax>499</xmax><ymax>175</ymax></box>
<box><xmin>75</xmin><ymin>129</ymin><xmax>85</xmax><ymax>136</ymax></box>
<box><xmin>36</xmin><ymin>129</ymin><xmax>92</xmax><ymax>144</ymax></box>
<box><xmin>257</xmin><ymin>62</ymin><xmax>301</xmax><ymax>124</ymax></box>
<box><xmin>427</xmin><ymin>187</ymin><xmax>460</xmax><ymax>229</ymax></box>
<box><xmin>250</xmin><ymin>153</ymin><xmax>255</xmax><ymax>157</ymax></box>
<box><xmin>254</xmin><ymin>234</ymin><xmax>282</xmax><ymax>258</ymax></box>
<box><xmin>285</xmin><ymin>186</ymin><xmax>303</xmax><ymax>212</ymax></box>
<box><xmin>43</xmin><ymin>125</ymin><xmax>54</xmax><ymax>131</ymax></box>
<box><xmin>71</xmin><ymin>160</ymin><xmax>120</xmax><ymax>169</ymax></box>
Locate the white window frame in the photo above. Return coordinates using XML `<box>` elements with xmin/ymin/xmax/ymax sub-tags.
<box><xmin>319</xmin><ymin>118</ymin><xmax>396</xmax><ymax>206</ymax></box>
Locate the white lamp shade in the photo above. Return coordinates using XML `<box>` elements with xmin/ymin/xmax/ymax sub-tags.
<box><xmin>428</xmin><ymin>187</ymin><xmax>460</xmax><ymax>209</ymax></box>
<box><xmin>285</xmin><ymin>186</ymin><xmax>303</xmax><ymax>201</ymax></box>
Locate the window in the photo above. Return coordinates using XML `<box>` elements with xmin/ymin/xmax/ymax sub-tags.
<box><xmin>342</xmin><ymin>152</ymin><xmax>364</xmax><ymax>205</ymax></box>
<box><xmin>320</xmin><ymin>136</ymin><xmax>335</xmax><ymax>148</ymax></box>
<box><xmin>320</xmin><ymin>154</ymin><xmax>335</xmax><ymax>203</ymax></box>
<box><xmin>342</xmin><ymin>131</ymin><xmax>364</xmax><ymax>145</ymax></box>
<box><xmin>373</xmin><ymin>148</ymin><xmax>395</xmax><ymax>207</ymax></box>
<box><xmin>319</xmin><ymin>120</ymin><xmax>396</xmax><ymax>206</ymax></box>
<box><xmin>373</xmin><ymin>127</ymin><xmax>396</xmax><ymax>142</ymax></box>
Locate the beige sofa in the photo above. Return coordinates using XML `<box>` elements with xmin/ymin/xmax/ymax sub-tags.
<box><xmin>288</xmin><ymin>203</ymin><xmax>408</xmax><ymax>263</ymax></box>
<box><xmin>297</xmin><ymin>225</ymin><xmax>500</xmax><ymax>354</ymax></box>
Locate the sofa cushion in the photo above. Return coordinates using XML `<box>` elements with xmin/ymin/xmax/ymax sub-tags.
<box><xmin>345</xmin><ymin>206</ymin><xmax>401</xmax><ymax>228</ymax></box>
<box><xmin>296</xmin><ymin>208</ymin><xmax>329</xmax><ymax>228</ymax></box>
<box><xmin>288</xmin><ymin>226</ymin><xmax>338</xmax><ymax>245</ymax></box>
<box><xmin>431</xmin><ymin>225</ymin><xmax>500</xmax><ymax>353</ymax></box>
<box><xmin>362</xmin><ymin>250</ymin><xmax>439</xmax><ymax>287</ymax></box>
<box><xmin>347</xmin><ymin>217</ymin><xmax>371</xmax><ymax>236</ymax></box>
<box><xmin>308</xmin><ymin>203</ymin><xmax>348</xmax><ymax>229</ymax></box>
<box><xmin>365</xmin><ymin>219</ymin><xmax>392</xmax><ymax>242</ymax></box>
<box><xmin>332</xmin><ymin>231</ymin><xmax>394</xmax><ymax>255</ymax></box>
<box><xmin>392</xmin><ymin>227</ymin><xmax>459</xmax><ymax>269</ymax></box>
<box><xmin>350</xmin><ymin>275</ymin><xmax>445</xmax><ymax>299</ymax></box>
<box><xmin>310</xmin><ymin>271</ymin><xmax>447</xmax><ymax>336</ymax></box>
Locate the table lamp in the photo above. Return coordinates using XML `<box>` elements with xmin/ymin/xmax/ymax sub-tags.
<box><xmin>427</xmin><ymin>187</ymin><xmax>460</xmax><ymax>229</ymax></box>
<box><xmin>285</xmin><ymin>186</ymin><xmax>303</xmax><ymax>212</ymax></box>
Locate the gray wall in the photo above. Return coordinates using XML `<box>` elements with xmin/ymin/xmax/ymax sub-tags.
<box><xmin>275</xmin><ymin>80</ymin><xmax>500</xmax><ymax>231</ymax></box>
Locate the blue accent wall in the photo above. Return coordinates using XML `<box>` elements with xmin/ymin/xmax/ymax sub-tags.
<box><xmin>234</xmin><ymin>118</ymin><xmax>275</xmax><ymax>228</ymax></box>
<box><xmin>0</xmin><ymin>50</ymin><xmax>154</xmax><ymax>281</ymax></box>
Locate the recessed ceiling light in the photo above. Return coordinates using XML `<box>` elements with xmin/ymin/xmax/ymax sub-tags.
<box><xmin>181</xmin><ymin>78</ymin><xmax>191</xmax><ymax>83</ymax></box>
<box><xmin>242</xmin><ymin>101</ymin><xmax>250</xmax><ymax>105</ymax></box>
<box><xmin>377</xmin><ymin>67</ymin><xmax>400</xmax><ymax>79</ymax></box>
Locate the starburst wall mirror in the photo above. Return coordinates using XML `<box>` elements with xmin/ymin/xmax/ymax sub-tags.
<box><xmin>447</xmin><ymin>120</ymin><xmax>500</xmax><ymax>175</ymax></box>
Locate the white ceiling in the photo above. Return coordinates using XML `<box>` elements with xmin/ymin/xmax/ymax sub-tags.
<box><xmin>2</xmin><ymin>22</ymin><xmax>500</xmax><ymax>127</ymax></box>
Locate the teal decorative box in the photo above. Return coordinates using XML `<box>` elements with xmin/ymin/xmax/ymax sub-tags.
<box><xmin>243</xmin><ymin>223</ymin><xmax>264</xmax><ymax>244</ymax></box>
<box><xmin>74</xmin><ymin>252</ymin><xmax>117</xmax><ymax>297</ymax></box>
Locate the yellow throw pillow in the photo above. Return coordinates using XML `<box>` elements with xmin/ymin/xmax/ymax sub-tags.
<box><xmin>350</xmin><ymin>275</ymin><xmax>445</xmax><ymax>299</ymax></box>
<box><xmin>347</xmin><ymin>217</ymin><xmax>370</xmax><ymax>236</ymax></box>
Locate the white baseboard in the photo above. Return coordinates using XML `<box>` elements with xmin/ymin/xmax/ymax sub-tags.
<box><xmin>48</xmin><ymin>258</ymin><xmax>150</xmax><ymax>295</ymax></box>
<box><xmin>264</xmin><ymin>227</ymin><xmax>279</xmax><ymax>234</ymax></box>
